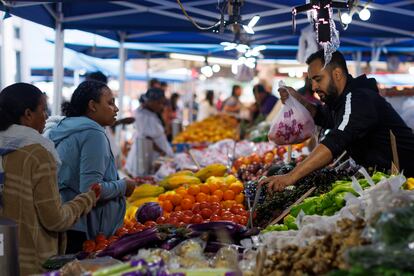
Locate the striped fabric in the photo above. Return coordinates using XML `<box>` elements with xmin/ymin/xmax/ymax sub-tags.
<box><xmin>338</xmin><ymin>93</ymin><xmax>352</xmax><ymax>131</ymax></box>
<box><xmin>1</xmin><ymin>144</ymin><xmax>96</xmax><ymax>275</ymax></box>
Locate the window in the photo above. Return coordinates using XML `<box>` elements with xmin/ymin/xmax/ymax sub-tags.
<box><xmin>14</xmin><ymin>26</ymin><xmax>20</xmax><ymax>39</ymax></box>
<box><xmin>15</xmin><ymin>50</ymin><xmax>21</xmax><ymax>82</ymax></box>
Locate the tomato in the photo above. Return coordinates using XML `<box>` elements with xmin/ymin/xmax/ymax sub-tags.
<box><xmin>191</xmin><ymin>214</ymin><xmax>203</xmax><ymax>224</ymax></box>
<box><xmin>239</xmin><ymin>216</ymin><xmax>248</xmax><ymax>225</ymax></box>
<box><xmin>234</xmin><ymin>215</ymin><xmax>242</xmax><ymax>223</ymax></box>
<box><xmin>95</xmin><ymin>243</ymin><xmax>107</xmax><ymax>251</ymax></box>
<box><xmin>95</xmin><ymin>233</ymin><xmax>106</xmax><ymax>243</ymax></box>
<box><xmin>182</xmin><ymin>215</ymin><xmax>192</xmax><ymax>224</ymax></box>
<box><xmin>199</xmin><ymin>201</ymin><xmax>210</xmax><ymax>210</ymax></box>
<box><xmin>200</xmin><ymin>208</ymin><xmax>213</xmax><ymax>219</ymax></box>
<box><xmin>171</xmin><ymin>211</ymin><xmax>184</xmax><ymax>220</ymax></box>
<box><xmin>210</xmin><ymin>214</ymin><xmax>221</xmax><ymax>221</ymax></box>
<box><xmin>115</xmin><ymin>228</ymin><xmax>128</xmax><ymax>237</ymax></box>
<box><xmin>107</xmin><ymin>236</ymin><xmax>118</xmax><ymax>243</ymax></box>
<box><xmin>210</xmin><ymin>202</ymin><xmax>221</xmax><ymax>212</ymax></box>
<box><xmin>230</xmin><ymin>206</ymin><xmax>243</xmax><ymax>215</ymax></box>
<box><xmin>183</xmin><ymin>210</ymin><xmax>193</xmax><ymax>217</ymax></box>
<box><xmin>178</xmin><ymin>222</ymin><xmax>186</xmax><ymax>228</ymax></box>
<box><xmin>144</xmin><ymin>221</ymin><xmax>157</xmax><ymax>228</ymax></box>
<box><xmin>82</xmin><ymin>240</ymin><xmax>96</xmax><ymax>252</ymax></box>
<box><xmin>156</xmin><ymin>216</ymin><xmax>167</xmax><ymax>224</ymax></box>
<box><xmin>167</xmin><ymin>217</ymin><xmax>179</xmax><ymax>225</ymax></box>
<box><xmin>192</xmin><ymin>202</ymin><xmax>201</xmax><ymax>213</ymax></box>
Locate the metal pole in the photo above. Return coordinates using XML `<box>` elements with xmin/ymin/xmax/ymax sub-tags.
<box><xmin>355</xmin><ymin>51</ymin><xmax>362</xmax><ymax>76</ymax></box>
<box><xmin>115</xmin><ymin>32</ymin><xmax>126</xmax><ymax>159</ymax></box>
<box><xmin>52</xmin><ymin>3</ymin><xmax>64</xmax><ymax>116</ymax></box>
<box><xmin>370</xmin><ymin>47</ymin><xmax>381</xmax><ymax>74</ymax></box>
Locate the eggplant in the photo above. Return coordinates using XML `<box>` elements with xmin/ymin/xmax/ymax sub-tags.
<box><xmin>187</xmin><ymin>221</ymin><xmax>245</xmax><ymax>236</ymax></box>
<box><xmin>97</xmin><ymin>228</ymin><xmax>165</xmax><ymax>259</ymax></box>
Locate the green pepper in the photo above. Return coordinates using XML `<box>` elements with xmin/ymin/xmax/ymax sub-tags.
<box><xmin>334</xmin><ymin>192</ymin><xmax>346</xmax><ymax>207</ymax></box>
<box><xmin>330</xmin><ymin>185</ymin><xmax>358</xmax><ymax>196</ymax></box>
<box><xmin>283</xmin><ymin>215</ymin><xmax>298</xmax><ymax>230</ymax></box>
<box><xmin>322</xmin><ymin>205</ymin><xmax>339</xmax><ymax>216</ymax></box>
<box><xmin>372</xmin><ymin>172</ymin><xmax>388</xmax><ymax>183</ymax></box>
<box><xmin>332</xmin><ymin>180</ymin><xmax>351</xmax><ymax>188</ymax></box>
<box><xmin>291</xmin><ymin>198</ymin><xmax>319</xmax><ymax>217</ymax></box>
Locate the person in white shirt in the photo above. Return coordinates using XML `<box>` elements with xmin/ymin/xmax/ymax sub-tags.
<box><xmin>197</xmin><ymin>90</ymin><xmax>217</xmax><ymax>121</ymax></box>
<box><xmin>125</xmin><ymin>88</ymin><xmax>174</xmax><ymax>176</ymax></box>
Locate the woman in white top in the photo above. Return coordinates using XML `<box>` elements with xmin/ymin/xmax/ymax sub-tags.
<box><xmin>197</xmin><ymin>90</ymin><xmax>217</xmax><ymax>121</ymax></box>
<box><xmin>125</xmin><ymin>88</ymin><xmax>174</xmax><ymax>176</ymax></box>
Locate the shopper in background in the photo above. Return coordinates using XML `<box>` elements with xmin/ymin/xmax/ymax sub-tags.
<box><xmin>253</xmin><ymin>84</ymin><xmax>279</xmax><ymax>117</ymax></box>
<box><xmin>149</xmin><ymin>78</ymin><xmax>161</xmax><ymax>89</ymax></box>
<box><xmin>160</xmin><ymin>81</ymin><xmax>168</xmax><ymax>93</ymax></box>
<box><xmin>197</xmin><ymin>90</ymin><xmax>217</xmax><ymax>121</ymax></box>
<box><xmin>85</xmin><ymin>71</ymin><xmax>135</xmax><ymax>164</ymax></box>
<box><xmin>223</xmin><ymin>85</ymin><xmax>242</xmax><ymax>117</ymax></box>
<box><xmin>126</xmin><ymin>88</ymin><xmax>174</xmax><ymax>176</ymax></box>
<box><xmin>0</xmin><ymin>83</ymin><xmax>100</xmax><ymax>274</ymax></box>
<box><xmin>261</xmin><ymin>50</ymin><xmax>414</xmax><ymax>192</ymax></box>
<box><xmin>163</xmin><ymin>92</ymin><xmax>181</xmax><ymax>141</ymax></box>
<box><xmin>45</xmin><ymin>81</ymin><xmax>138</xmax><ymax>253</ymax></box>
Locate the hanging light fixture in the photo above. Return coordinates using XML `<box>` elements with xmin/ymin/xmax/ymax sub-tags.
<box><xmin>359</xmin><ymin>8</ymin><xmax>371</xmax><ymax>21</ymax></box>
<box><xmin>341</xmin><ymin>12</ymin><xmax>352</xmax><ymax>25</ymax></box>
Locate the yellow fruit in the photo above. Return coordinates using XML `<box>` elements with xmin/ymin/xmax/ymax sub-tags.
<box><xmin>127</xmin><ymin>184</ymin><xmax>165</xmax><ymax>203</ymax></box>
<box><xmin>406</xmin><ymin>178</ymin><xmax>414</xmax><ymax>190</ymax></box>
<box><xmin>159</xmin><ymin>175</ymin><xmax>201</xmax><ymax>190</ymax></box>
<box><xmin>195</xmin><ymin>164</ymin><xmax>228</xmax><ymax>182</ymax></box>
<box><xmin>224</xmin><ymin>175</ymin><xmax>238</xmax><ymax>185</ymax></box>
<box><xmin>124</xmin><ymin>205</ymin><xmax>139</xmax><ymax>221</ymax></box>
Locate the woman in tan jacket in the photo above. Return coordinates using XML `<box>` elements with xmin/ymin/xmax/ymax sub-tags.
<box><xmin>0</xmin><ymin>83</ymin><xmax>101</xmax><ymax>275</ymax></box>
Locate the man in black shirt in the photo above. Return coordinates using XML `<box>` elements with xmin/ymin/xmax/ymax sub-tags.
<box><xmin>261</xmin><ymin>50</ymin><xmax>414</xmax><ymax>192</ymax></box>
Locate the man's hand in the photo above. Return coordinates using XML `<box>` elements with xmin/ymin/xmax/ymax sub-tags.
<box><xmin>259</xmin><ymin>173</ymin><xmax>296</xmax><ymax>192</ymax></box>
<box><xmin>125</xmin><ymin>178</ymin><xmax>137</xmax><ymax>197</ymax></box>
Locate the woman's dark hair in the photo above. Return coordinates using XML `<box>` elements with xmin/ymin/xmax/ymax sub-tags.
<box><xmin>62</xmin><ymin>80</ymin><xmax>109</xmax><ymax>117</ymax></box>
<box><xmin>231</xmin><ymin>85</ymin><xmax>241</xmax><ymax>97</ymax></box>
<box><xmin>206</xmin><ymin>90</ymin><xmax>214</xmax><ymax>106</ymax></box>
<box><xmin>170</xmin><ymin>93</ymin><xmax>180</xmax><ymax>111</ymax></box>
<box><xmin>0</xmin><ymin>83</ymin><xmax>44</xmax><ymax>131</ymax></box>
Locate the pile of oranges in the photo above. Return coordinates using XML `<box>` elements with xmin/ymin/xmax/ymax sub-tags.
<box><xmin>157</xmin><ymin>178</ymin><xmax>245</xmax><ymax>215</ymax></box>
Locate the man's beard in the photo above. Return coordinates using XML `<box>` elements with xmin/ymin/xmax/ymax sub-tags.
<box><xmin>322</xmin><ymin>79</ymin><xmax>340</xmax><ymax>106</ymax></box>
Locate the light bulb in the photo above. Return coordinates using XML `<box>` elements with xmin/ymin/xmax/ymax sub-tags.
<box><xmin>359</xmin><ymin>8</ymin><xmax>371</xmax><ymax>21</ymax></box>
<box><xmin>231</xmin><ymin>63</ymin><xmax>238</xmax><ymax>75</ymax></box>
<box><xmin>341</xmin><ymin>13</ymin><xmax>352</xmax><ymax>24</ymax></box>
<box><xmin>212</xmin><ymin>64</ymin><xmax>221</xmax><ymax>73</ymax></box>
<box><xmin>201</xmin><ymin>65</ymin><xmax>213</xmax><ymax>77</ymax></box>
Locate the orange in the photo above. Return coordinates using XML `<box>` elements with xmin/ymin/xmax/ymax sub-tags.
<box><xmin>166</xmin><ymin>193</ymin><xmax>175</xmax><ymax>202</ymax></box>
<box><xmin>219</xmin><ymin>182</ymin><xmax>228</xmax><ymax>191</ymax></box>
<box><xmin>187</xmin><ymin>185</ymin><xmax>201</xmax><ymax>196</ymax></box>
<box><xmin>223</xmin><ymin>190</ymin><xmax>235</xmax><ymax>201</ymax></box>
<box><xmin>176</xmin><ymin>189</ymin><xmax>187</xmax><ymax>196</ymax></box>
<box><xmin>174</xmin><ymin>206</ymin><xmax>182</xmax><ymax>211</ymax></box>
<box><xmin>208</xmin><ymin>182</ymin><xmax>219</xmax><ymax>193</ymax></box>
<box><xmin>183</xmin><ymin>194</ymin><xmax>195</xmax><ymax>204</ymax></box>
<box><xmin>229</xmin><ymin>182</ymin><xmax>244</xmax><ymax>195</ymax></box>
<box><xmin>223</xmin><ymin>200</ymin><xmax>236</xmax><ymax>209</ymax></box>
<box><xmin>181</xmin><ymin>198</ymin><xmax>193</xmax><ymax>210</ymax></box>
<box><xmin>196</xmin><ymin>192</ymin><xmax>208</xmax><ymax>203</ymax></box>
<box><xmin>171</xmin><ymin>194</ymin><xmax>183</xmax><ymax>206</ymax></box>
<box><xmin>213</xmin><ymin>190</ymin><xmax>224</xmax><ymax>201</ymax></box>
<box><xmin>162</xmin><ymin>200</ymin><xmax>174</xmax><ymax>212</ymax></box>
<box><xmin>235</xmin><ymin>193</ymin><xmax>245</xmax><ymax>204</ymax></box>
<box><xmin>209</xmin><ymin>195</ymin><xmax>220</xmax><ymax>203</ymax></box>
<box><xmin>200</xmin><ymin>184</ymin><xmax>210</xmax><ymax>195</ymax></box>
<box><xmin>158</xmin><ymin>194</ymin><xmax>167</xmax><ymax>201</ymax></box>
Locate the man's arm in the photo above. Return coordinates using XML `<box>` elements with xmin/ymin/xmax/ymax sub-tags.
<box><xmin>260</xmin><ymin>144</ymin><xmax>333</xmax><ymax>192</ymax></box>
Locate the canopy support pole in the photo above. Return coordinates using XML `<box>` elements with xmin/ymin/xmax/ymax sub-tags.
<box><xmin>115</xmin><ymin>32</ymin><xmax>127</xmax><ymax>159</ymax></box>
<box><xmin>355</xmin><ymin>51</ymin><xmax>362</xmax><ymax>76</ymax></box>
<box><xmin>52</xmin><ymin>3</ymin><xmax>64</xmax><ymax>116</ymax></box>
<box><xmin>370</xmin><ymin>47</ymin><xmax>381</xmax><ymax>73</ymax></box>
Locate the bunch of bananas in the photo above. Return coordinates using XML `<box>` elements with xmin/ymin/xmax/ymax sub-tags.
<box><xmin>173</xmin><ymin>115</ymin><xmax>239</xmax><ymax>143</ymax></box>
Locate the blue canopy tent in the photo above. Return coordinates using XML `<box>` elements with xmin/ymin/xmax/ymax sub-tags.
<box><xmin>1</xmin><ymin>0</ymin><xmax>413</xmax><ymax>115</ymax></box>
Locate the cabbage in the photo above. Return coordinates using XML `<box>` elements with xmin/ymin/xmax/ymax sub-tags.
<box><xmin>135</xmin><ymin>202</ymin><xmax>162</xmax><ymax>223</ymax></box>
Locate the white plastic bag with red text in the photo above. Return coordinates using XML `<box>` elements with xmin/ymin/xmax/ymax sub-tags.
<box><xmin>268</xmin><ymin>94</ymin><xmax>315</xmax><ymax>145</ymax></box>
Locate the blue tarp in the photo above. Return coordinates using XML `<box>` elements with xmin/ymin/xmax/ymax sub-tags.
<box><xmin>1</xmin><ymin>1</ymin><xmax>413</xmax><ymax>61</ymax></box>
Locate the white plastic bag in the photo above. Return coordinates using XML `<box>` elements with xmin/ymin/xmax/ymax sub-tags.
<box><xmin>268</xmin><ymin>92</ymin><xmax>315</xmax><ymax>145</ymax></box>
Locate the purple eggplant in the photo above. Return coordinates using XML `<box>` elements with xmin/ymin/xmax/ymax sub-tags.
<box><xmin>98</xmin><ymin>228</ymin><xmax>165</xmax><ymax>259</ymax></box>
<box><xmin>187</xmin><ymin>221</ymin><xmax>246</xmax><ymax>236</ymax></box>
